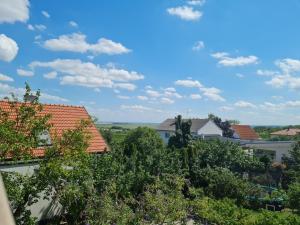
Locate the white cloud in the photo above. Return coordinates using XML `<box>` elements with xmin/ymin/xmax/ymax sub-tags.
<box><xmin>43</xmin><ymin>71</ymin><xmax>57</xmax><ymax>79</ymax></box>
<box><xmin>175</xmin><ymin>79</ymin><xmax>225</xmax><ymax>101</ymax></box>
<box><xmin>163</xmin><ymin>87</ymin><xmax>182</xmax><ymax>99</ymax></box>
<box><xmin>117</xmin><ymin>95</ymin><xmax>130</xmax><ymax>100</ymax></box>
<box><xmin>113</xmin><ymin>83</ymin><xmax>136</xmax><ymax>91</ymax></box>
<box><xmin>0</xmin><ymin>82</ymin><xmax>68</xmax><ymax>102</ymax></box>
<box><xmin>0</xmin><ymin>73</ymin><xmax>14</xmax><ymax>82</ymax></box>
<box><xmin>137</xmin><ymin>95</ymin><xmax>148</xmax><ymax>101</ymax></box>
<box><xmin>0</xmin><ymin>34</ymin><xmax>19</xmax><ymax>62</ymax></box>
<box><xmin>211</xmin><ymin>52</ymin><xmax>258</xmax><ymax>67</ymax></box>
<box><xmin>30</xmin><ymin>59</ymin><xmax>143</xmax><ymax>89</ymax></box>
<box><xmin>160</xmin><ymin>97</ymin><xmax>174</xmax><ymax>104</ymax></box>
<box><xmin>69</xmin><ymin>21</ymin><xmax>78</xmax><ymax>27</ymax></box>
<box><xmin>190</xmin><ymin>94</ymin><xmax>202</xmax><ymax>99</ymax></box>
<box><xmin>0</xmin><ymin>0</ymin><xmax>29</xmax><ymax>24</ymax></box>
<box><xmin>167</xmin><ymin>6</ymin><xmax>202</xmax><ymax>21</ymax></box>
<box><xmin>201</xmin><ymin>87</ymin><xmax>225</xmax><ymax>102</ymax></box>
<box><xmin>275</xmin><ymin>58</ymin><xmax>300</xmax><ymax>74</ymax></box>
<box><xmin>121</xmin><ymin>104</ymin><xmax>162</xmax><ymax>113</ymax></box>
<box><xmin>257</xmin><ymin>69</ymin><xmax>278</xmax><ymax>76</ymax></box>
<box><xmin>146</xmin><ymin>89</ymin><xmax>161</xmax><ymax>98</ymax></box>
<box><xmin>27</xmin><ymin>24</ymin><xmax>47</xmax><ymax>31</ymax></box>
<box><xmin>234</xmin><ymin>100</ymin><xmax>256</xmax><ymax>108</ymax></box>
<box><xmin>41</xmin><ymin>10</ymin><xmax>50</xmax><ymax>18</ymax></box>
<box><xmin>43</xmin><ymin>33</ymin><xmax>130</xmax><ymax>55</ymax></box>
<box><xmin>27</xmin><ymin>24</ymin><xmax>34</xmax><ymax>30</ymax></box>
<box><xmin>17</xmin><ymin>69</ymin><xmax>34</xmax><ymax>77</ymax></box>
<box><xmin>187</xmin><ymin>0</ymin><xmax>206</xmax><ymax>6</ymax></box>
<box><xmin>192</xmin><ymin>41</ymin><xmax>205</xmax><ymax>51</ymax></box>
<box><xmin>175</xmin><ymin>79</ymin><xmax>202</xmax><ymax>88</ymax></box>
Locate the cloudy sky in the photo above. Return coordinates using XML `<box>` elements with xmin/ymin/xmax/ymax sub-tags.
<box><xmin>1</xmin><ymin>0</ymin><xmax>300</xmax><ymax>125</ymax></box>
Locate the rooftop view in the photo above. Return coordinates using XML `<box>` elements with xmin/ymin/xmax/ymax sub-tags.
<box><xmin>1</xmin><ymin>0</ymin><xmax>300</xmax><ymax>225</ymax></box>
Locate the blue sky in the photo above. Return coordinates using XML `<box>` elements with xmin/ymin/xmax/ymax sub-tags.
<box><xmin>1</xmin><ymin>0</ymin><xmax>300</xmax><ymax>125</ymax></box>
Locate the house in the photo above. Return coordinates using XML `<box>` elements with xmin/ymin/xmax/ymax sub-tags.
<box><xmin>231</xmin><ymin>125</ymin><xmax>259</xmax><ymax>140</ymax></box>
<box><xmin>0</xmin><ymin>101</ymin><xmax>107</xmax><ymax>221</ymax></box>
<box><xmin>157</xmin><ymin>118</ymin><xmax>223</xmax><ymax>143</ymax></box>
<box><xmin>271</xmin><ymin>128</ymin><xmax>300</xmax><ymax>138</ymax></box>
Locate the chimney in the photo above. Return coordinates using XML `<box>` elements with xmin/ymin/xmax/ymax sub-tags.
<box><xmin>24</xmin><ymin>94</ymin><xmax>37</xmax><ymax>103</ymax></box>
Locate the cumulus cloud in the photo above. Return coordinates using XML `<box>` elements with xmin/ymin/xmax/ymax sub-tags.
<box><xmin>43</xmin><ymin>71</ymin><xmax>57</xmax><ymax>79</ymax></box>
<box><xmin>17</xmin><ymin>69</ymin><xmax>34</xmax><ymax>77</ymax></box>
<box><xmin>259</xmin><ymin>58</ymin><xmax>300</xmax><ymax>90</ymax></box>
<box><xmin>146</xmin><ymin>89</ymin><xmax>161</xmax><ymax>98</ymax></box>
<box><xmin>0</xmin><ymin>73</ymin><xmax>14</xmax><ymax>82</ymax></box>
<box><xmin>190</xmin><ymin>94</ymin><xmax>202</xmax><ymax>99</ymax></box>
<box><xmin>0</xmin><ymin>34</ymin><xmax>19</xmax><ymax>62</ymax></box>
<box><xmin>69</xmin><ymin>21</ymin><xmax>78</xmax><ymax>27</ymax></box>
<box><xmin>43</xmin><ymin>33</ymin><xmax>130</xmax><ymax>55</ymax></box>
<box><xmin>201</xmin><ymin>87</ymin><xmax>225</xmax><ymax>102</ymax></box>
<box><xmin>41</xmin><ymin>10</ymin><xmax>50</xmax><ymax>18</ymax></box>
<box><xmin>160</xmin><ymin>97</ymin><xmax>174</xmax><ymax>104</ymax></box>
<box><xmin>0</xmin><ymin>82</ymin><xmax>68</xmax><ymax>102</ymax></box>
<box><xmin>121</xmin><ymin>104</ymin><xmax>162</xmax><ymax>113</ymax></box>
<box><xmin>187</xmin><ymin>0</ymin><xmax>206</xmax><ymax>6</ymax></box>
<box><xmin>30</xmin><ymin>59</ymin><xmax>143</xmax><ymax>90</ymax></box>
<box><xmin>167</xmin><ymin>6</ymin><xmax>202</xmax><ymax>21</ymax></box>
<box><xmin>0</xmin><ymin>0</ymin><xmax>29</xmax><ymax>24</ymax></box>
<box><xmin>234</xmin><ymin>100</ymin><xmax>256</xmax><ymax>109</ymax></box>
<box><xmin>175</xmin><ymin>79</ymin><xmax>202</xmax><ymax>88</ymax></box>
<box><xmin>192</xmin><ymin>41</ymin><xmax>205</xmax><ymax>51</ymax></box>
<box><xmin>211</xmin><ymin>52</ymin><xmax>258</xmax><ymax>67</ymax></box>
<box><xmin>28</xmin><ymin>24</ymin><xmax>47</xmax><ymax>31</ymax></box>
<box><xmin>175</xmin><ymin>79</ymin><xmax>225</xmax><ymax>102</ymax></box>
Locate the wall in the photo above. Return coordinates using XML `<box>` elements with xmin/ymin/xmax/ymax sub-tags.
<box><xmin>158</xmin><ymin>130</ymin><xmax>174</xmax><ymax>144</ymax></box>
<box><xmin>0</xmin><ymin>163</ymin><xmax>62</xmax><ymax>222</ymax></box>
<box><xmin>197</xmin><ymin>120</ymin><xmax>223</xmax><ymax>137</ymax></box>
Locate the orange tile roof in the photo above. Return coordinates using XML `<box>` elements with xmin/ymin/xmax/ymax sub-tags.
<box><xmin>231</xmin><ymin>125</ymin><xmax>259</xmax><ymax>140</ymax></box>
<box><xmin>271</xmin><ymin>128</ymin><xmax>300</xmax><ymax>136</ymax></box>
<box><xmin>0</xmin><ymin>101</ymin><xmax>107</xmax><ymax>157</ymax></box>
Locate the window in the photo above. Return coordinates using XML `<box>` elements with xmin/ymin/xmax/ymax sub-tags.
<box><xmin>38</xmin><ymin>130</ymin><xmax>52</xmax><ymax>146</ymax></box>
<box><xmin>165</xmin><ymin>132</ymin><xmax>170</xmax><ymax>138</ymax></box>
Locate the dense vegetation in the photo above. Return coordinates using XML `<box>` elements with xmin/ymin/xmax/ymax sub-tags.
<box><xmin>1</xmin><ymin>85</ymin><xmax>300</xmax><ymax>224</ymax></box>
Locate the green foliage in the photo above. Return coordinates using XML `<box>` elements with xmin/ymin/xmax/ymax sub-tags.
<box><xmin>0</xmin><ymin>84</ymin><xmax>51</xmax><ymax>161</ymax></box>
<box><xmin>208</xmin><ymin>113</ymin><xmax>234</xmax><ymax>138</ymax></box>
<box><xmin>140</xmin><ymin>175</ymin><xmax>188</xmax><ymax>224</ymax></box>
<box><xmin>168</xmin><ymin>115</ymin><xmax>192</xmax><ymax>148</ymax></box>
<box><xmin>287</xmin><ymin>182</ymin><xmax>300</xmax><ymax>213</ymax></box>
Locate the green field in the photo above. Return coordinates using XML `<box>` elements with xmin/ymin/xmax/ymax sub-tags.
<box><xmin>97</xmin><ymin>122</ymin><xmax>159</xmax><ymax>130</ymax></box>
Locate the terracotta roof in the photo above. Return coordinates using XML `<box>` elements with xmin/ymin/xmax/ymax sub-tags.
<box><xmin>231</xmin><ymin>125</ymin><xmax>259</xmax><ymax>140</ymax></box>
<box><xmin>271</xmin><ymin>128</ymin><xmax>300</xmax><ymax>136</ymax></box>
<box><xmin>0</xmin><ymin>101</ymin><xmax>107</xmax><ymax>157</ymax></box>
<box><xmin>157</xmin><ymin>118</ymin><xmax>210</xmax><ymax>133</ymax></box>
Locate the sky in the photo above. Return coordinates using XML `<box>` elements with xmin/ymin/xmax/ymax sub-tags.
<box><xmin>1</xmin><ymin>0</ymin><xmax>300</xmax><ymax>125</ymax></box>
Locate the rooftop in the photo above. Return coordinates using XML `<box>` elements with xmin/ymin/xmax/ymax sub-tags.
<box><xmin>0</xmin><ymin>101</ymin><xmax>107</xmax><ymax>157</ymax></box>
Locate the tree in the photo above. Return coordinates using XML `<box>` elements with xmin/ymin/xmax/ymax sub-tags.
<box><xmin>168</xmin><ymin>115</ymin><xmax>192</xmax><ymax>148</ymax></box>
<box><xmin>208</xmin><ymin>114</ymin><xmax>234</xmax><ymax>138</ymax></box>
<box><xmin>0</xmin><ymin>84</ymin><xmax>51</xmax><ymax>224</ymax></box>
<box><xmin>287</xmin><ymin>182</ymin><xmax>300</xmax><ymax>213</ymax></box>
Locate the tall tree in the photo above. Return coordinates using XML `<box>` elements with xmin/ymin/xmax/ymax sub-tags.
<box><xmin>168</xmin><ymin>115</ymin><xmax>192</xmax><ymax>148</ymax></box>
<box><xmin>208</xmin><ymin>114</ymin><xmax>234</xmax><ymax>138</ymax></box>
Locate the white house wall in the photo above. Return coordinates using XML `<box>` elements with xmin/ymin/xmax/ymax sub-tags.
<box><xmin>197</xmin><ymin>120</ymin><xmax>223</xmax><ymax>137</ymax></box>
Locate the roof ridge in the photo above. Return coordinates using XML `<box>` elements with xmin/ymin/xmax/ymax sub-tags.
<box><xmin>0</xmin><ymin>100</ymin><xmax>84</xmax><ymax>108</ymax></box>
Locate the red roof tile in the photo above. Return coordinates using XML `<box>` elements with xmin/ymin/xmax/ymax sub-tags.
<box><xmin>231</xmin><ymin>125</ymin><xmax>259</xmax><ymax>140</ymax></box>
<box><xmin>0</xmin><ymin>101</ymin><xmax>107</xmax><ymax>157</ymax></box>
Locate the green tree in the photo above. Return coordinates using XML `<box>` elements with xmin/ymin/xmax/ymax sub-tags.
<box><xmin>168</xmin><ymin>115</ymin><xmax>192</xmax><ymax>148</ymax></box>
<box><xmin>287</xmin><ymin>182</ymin><xmax>300</xmax><ymax>213</ymax></box>
<box><xmin>208</xmin><ymin>114</ymin><xmax>234</xmax><ymax>138</ymax></box>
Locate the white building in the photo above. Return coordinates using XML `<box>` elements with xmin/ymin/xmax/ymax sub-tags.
<box><xmin>157</xmin><ymin>118</ymin><xmax>223</xmax><ymax>144</ymax></box>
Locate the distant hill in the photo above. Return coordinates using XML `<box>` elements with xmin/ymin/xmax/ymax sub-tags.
<box><xmin>97</xmin><ymin>122</ymin><xmax>159</xmax><ymax>130</ymax></box>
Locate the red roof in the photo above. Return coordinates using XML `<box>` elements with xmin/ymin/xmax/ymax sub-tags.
<box><xmin>0</xmin><ymin>101</ymin><xmax>107</xmax><ymax>157</ymax></box>
<box><xmin>231</xmin><ymin>125</ymin><xmax>259</xmax><ymax>140</ymax></box>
